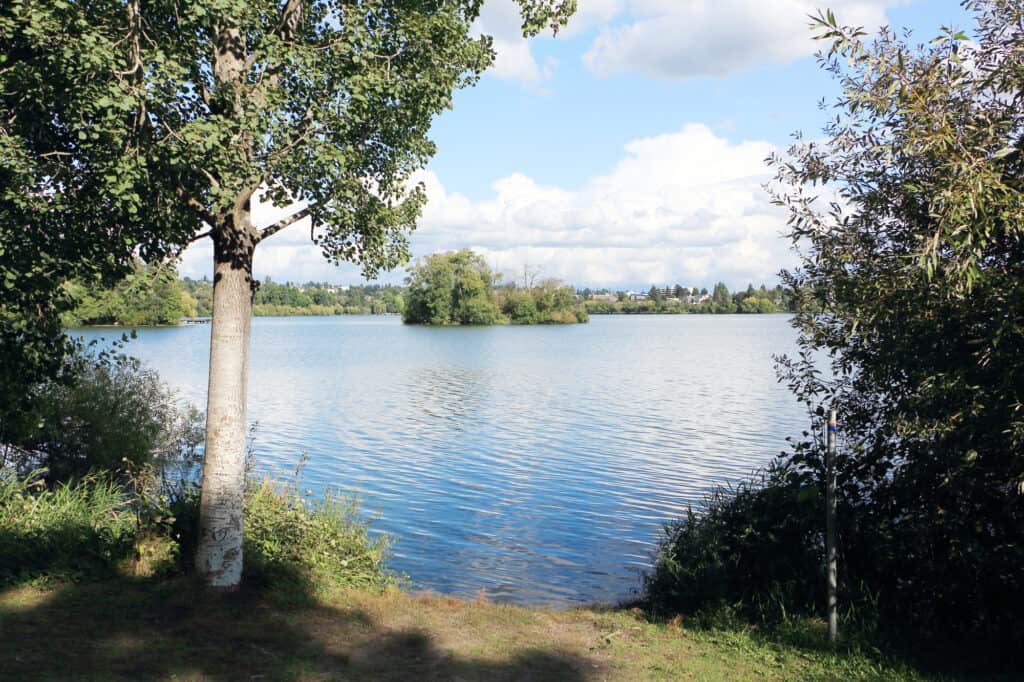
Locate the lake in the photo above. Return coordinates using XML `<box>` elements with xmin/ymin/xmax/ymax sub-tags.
<box><xmin>74</xmin><ymin>314</ymin><xmax>807</xmax><ymax>606</ymax></box>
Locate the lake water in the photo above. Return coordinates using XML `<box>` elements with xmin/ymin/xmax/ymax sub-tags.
<box><xmin>74</xmin><ymin>315</ymin><xmax>807</xmax><ymax>606</ymax></box>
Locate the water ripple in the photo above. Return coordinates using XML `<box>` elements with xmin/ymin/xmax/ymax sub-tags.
<box><xmin>76</xmin><ymin>314</ymin><xmax>806</xmax><ymax>607</ymax></box>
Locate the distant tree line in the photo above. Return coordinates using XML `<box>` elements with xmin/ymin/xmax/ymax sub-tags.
<box><xmin>62</xmin><ymin>262</ymin><xmax>793</xmax><ymax>328</ymax></box>
<box><xmin>403</xmin><ymin>250</ymin><xmax>588</xmax><ymax>325</ymax></box>
<box><xmin>251</xmin><ymin>278</ymin><xmax>405</xmax><ymax>317</ymax></box>
<box><xmin>580</xmin><ymin>282</ymin><xmax>796</xmax><ymax>314</ymax></box>
<box><xmin>62</xmin><ymin>267</ymin><xmax>406</xmax><ymax>327</ymax></box>
<box><xmin>61</xmin><ymin>261</ymin><xmax>198</xmax><ymax>327</ymax></box>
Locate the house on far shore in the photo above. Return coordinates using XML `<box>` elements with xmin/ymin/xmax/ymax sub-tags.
<box><xmin>627</xmin><ymin>291</ymin><xmax>649</xmax><ymax>302</ymax></box>
<box><xmin>591</xmin><ymin>293</ymin><xmax>618</xmax><ymax>302</ymax></box>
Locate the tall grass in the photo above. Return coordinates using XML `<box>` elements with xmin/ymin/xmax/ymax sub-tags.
<box><xmin>241</xmin><ymin>479</ymin><xmax>395</xmax><ymax>598</ymax></box>
<box><xmin>0</xmin><ymin>470</ymin><xmax>136</xmax><ymax>584</ymax></box>
<box><xmin>0</xmin><ymin>468</ymin><xmax>394</xmax><ymax>596</ymax></box>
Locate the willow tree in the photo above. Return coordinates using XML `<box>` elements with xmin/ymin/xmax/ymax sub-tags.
<box><xmin>1</xmin><ymin>0</ymin><xmax>574</xmax><ymax>588</ymax></box>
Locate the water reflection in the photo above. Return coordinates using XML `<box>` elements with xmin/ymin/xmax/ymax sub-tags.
<box><xmin>75</xmin><ymin>315</ymin><xmax>805</xmax><ymax>606</ymax></box>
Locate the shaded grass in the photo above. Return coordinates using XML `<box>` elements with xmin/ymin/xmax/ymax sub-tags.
<box><xmin>0</xmin><ymin>577</ymin><xmax>972</xmax><ymax>681</ymax></box>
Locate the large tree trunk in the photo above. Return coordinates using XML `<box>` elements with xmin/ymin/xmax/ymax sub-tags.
<box><xmin>196</xmin><ymin>201</ymin><xmax>257</xmax><ymax>588</ymax></box>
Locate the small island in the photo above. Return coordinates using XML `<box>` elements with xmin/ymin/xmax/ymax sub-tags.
<box><xmin>402</xmin><ymin>249</ymin><xmax>588</xmax><ymax>326</ymax></box>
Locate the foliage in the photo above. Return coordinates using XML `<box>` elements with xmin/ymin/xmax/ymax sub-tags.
<box><xmin>0</xmin><ymin>466</ymin><xmax>394</xmax><ymax>596</ymax></box>
<box><xmin>254</xmin><ymin>278</ymin><xmax>405</xmax><ymax>316</ymax></box>
<box><xmin>584</xmin><ymin>282</ymin><xmax>793</xmax><ymax>315</ymax></box>
<box><xmin>0</xmin><ymin>471</ymin><xmax>137</xmax><ymax>585</ymax></box>
<box><xmin>2</xmin><ymin>0</ymin><xmax>574</xmax><ymax>280</ymax></box>
<box><xmin>66</xmin><ymin>274</ymin><xmax>408</xmax><ymax>324</ymax></box>
<box><xmin>2</xmin><ymin>351</ymin><xmax>203</xmax><ymax>484</ymax></box>
<box><xmin>648</xmin><ymin>1</ymin><xmax>1024</xmax><ymax>659</ymax></box>
<box><xmin>0</xmin><ymin>0</ymin><xmax>202</xmax><ymax>426</ymax></box>
<box><xmin>644</xmin><ymin>462</ymin><xmax>822</xmax><ymax>625</ymax></box>
<box><xmin>771</xmin><ymin>2</ymin><xmax>1024</xmax><ymax>649</ymax></box>
<box><xmin>243</xmin><ymin>479</ymin><xmax>394</xmax><ymax>598</ymax></box>
<box><xmin>63</xmin><ymin>261</ymin><xmax>197</xmax><ymax>327</ymax></box>
<box><xmin>404</xmin><ymin>249</ymin><xmax>587</xmax><ymax>325</ymax></box>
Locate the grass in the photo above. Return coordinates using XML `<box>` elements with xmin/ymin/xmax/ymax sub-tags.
<box><xmin>0</xmin><ymin>576</ymin><xmax>964</xmax><ymax>681</ymax></box>
<box><xmin>0</xmin><ymin>472</ymin><xmax>1004</xmax><ymax>680</ymax></box>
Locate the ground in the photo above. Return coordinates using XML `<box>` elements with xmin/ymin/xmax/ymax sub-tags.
<box><xmin>0</xmin><ymin>579</ymin><xmax>947</xmax><ymax>681</ymax></box>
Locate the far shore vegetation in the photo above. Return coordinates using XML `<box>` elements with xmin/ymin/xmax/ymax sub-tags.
<box><xmin>59</xmin><ymin>256</ymin><xmax>794</xmax><ymax>329</ymax></box>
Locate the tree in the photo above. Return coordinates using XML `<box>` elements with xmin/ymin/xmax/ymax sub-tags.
<box><xmin>648</xmin><ymin>285</ymin><xmax>664</xmax><ymax>305</ymax></box>
<box><xmin>712</xmin><ymin>282</ymin><xmax>730</xmax><ymax>305</ymax></box>
<box><xmin>2</xmin><ymin>0</ymin><xmax>575</xmax><ymax>588</ymax></box>
<box><xmin>404</xmin><ymin>249</ymin><xmax>501</xmax><ymax>325</ymax></box>
<box><xmin>771</xmin><ymin>2</ymin><xmax>1024</xmax><ymax>642</ymax></box>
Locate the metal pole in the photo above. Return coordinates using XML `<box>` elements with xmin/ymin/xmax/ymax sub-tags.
<box><xmin>826</xmin><ymin>408</ymin><xmax>838</xmax><ymax>644</ymax></box>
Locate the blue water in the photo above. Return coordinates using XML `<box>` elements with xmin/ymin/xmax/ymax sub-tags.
<box><xmin>73</xmin><ymin>314</ymin><xmax>806</xmax><ymax>606</ymax></box>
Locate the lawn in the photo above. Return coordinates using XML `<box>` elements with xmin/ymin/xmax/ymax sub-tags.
<box><xmin>0</xmin><ymin>578</ymin><xmax>946</xmax><ymax>681</ymax></box>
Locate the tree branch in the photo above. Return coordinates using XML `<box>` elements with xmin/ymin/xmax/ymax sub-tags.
<box><xmin>186</xmin><ymin>197</ymin><xmax>217</xmax><ymax>228</ymax></box>
<box><xmin>259</xmin><ymin>206</ymin><xmax>311</xmax><ymax>242</ymax></box>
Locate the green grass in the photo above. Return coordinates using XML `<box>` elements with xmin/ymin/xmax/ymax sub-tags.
<box><xmin>0</xmin><ymin>471</ymin><xmax>1004</xmax><ymax>680</ymax></box>
<box><xmin>0</xmin><ymin>577</ymin><xmax>970</xmax><ymax>681</ymax></box>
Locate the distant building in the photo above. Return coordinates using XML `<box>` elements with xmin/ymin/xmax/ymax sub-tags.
<box><xmin>627</xmin><ymin>291</ymin><xmax>649</xmax><ymax>302</ymax></box>
<box><xmin>591</xmin><ymin>293</ymin><xmax>618</xmax><ymax>302</ymax></box>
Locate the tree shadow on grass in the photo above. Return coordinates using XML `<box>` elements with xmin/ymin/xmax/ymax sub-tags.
<box><xmin>0</xmin><ymin>576</ymin><xmax>600</xmax><ymax>681</ymax></box>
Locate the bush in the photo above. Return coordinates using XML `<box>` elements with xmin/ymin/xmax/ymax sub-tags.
<box><xmin>2</xmin><ymin>351</ymin><xmax>203</xmax><ymax>484</ymax></box>
<box><xmin>0</xmin><ymin>471</ymin><xmax>136</xmax><ymax>585</ymax></box>
<box><xmin>0</xmin><ymin>467</ymin><xmax>395</xmax><ymax>597</ymax></box>
<box><xmin>242</xmin><ymin>479</ymin><xmax>394</xmax><ymax>598</ymax></box>
<box><xmin>644</xmin><ymin>461</ymin><xmax>822</xmax><ymax>624</ymax></box>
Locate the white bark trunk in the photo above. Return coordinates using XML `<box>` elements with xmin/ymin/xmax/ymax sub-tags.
<box><xmin>196</xmin><ymin>205</ymin><xmax>256</xmax><ymax>588</ymax></box>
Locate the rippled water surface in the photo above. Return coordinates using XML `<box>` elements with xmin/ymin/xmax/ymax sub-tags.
<box><xmin>76</xmin><ymin>315</ymin><xmax>806</xmax><ymax>606</ymax></box>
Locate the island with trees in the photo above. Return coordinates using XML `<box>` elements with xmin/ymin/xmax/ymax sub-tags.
<box><xmin>402</xmin><ymin>249</ymin><xmax>588</xmax><ymax>326</ymax></box>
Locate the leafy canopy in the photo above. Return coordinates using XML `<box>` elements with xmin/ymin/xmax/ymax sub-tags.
<box><xmin>769</xmin><ymin>0</ymin><xmax>1024</xmax><ymax>643</ymax></box>
<box><xmin>1</xmin><ymin>0</ymin><xmax>574</xmax><ymax>402</ymax></box>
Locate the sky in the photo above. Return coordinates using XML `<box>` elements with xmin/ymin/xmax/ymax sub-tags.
<box><xmin>179</xmin><ymin>0</ymin><xmax>970</xmax><ymax>291</ymax></box>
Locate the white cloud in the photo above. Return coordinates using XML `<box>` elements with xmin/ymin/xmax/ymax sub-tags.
<box><xmin>409</xmin><ymin>123</ymin><xmax>794</xmax><ymax>288</ymax></box>
<box><xmin>476</xmin><ymin>0</ymin><xmax>629</xmax><ymax>83</ymax></box>
<box><xmin>583</xmin><ymin>0</ymin><xmax>909</xmax><ymax>80</ymax></box>
<box><xmin>179</xmin><ymin>124</ymin><xmax>794</xmax><ymax>289</ymax></box>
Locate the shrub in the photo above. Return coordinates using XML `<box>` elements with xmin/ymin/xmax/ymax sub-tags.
<box><xmin>3</xmin><ymin>351</ymin><xmax>203</xmax><ymax>484</ymax></box>
<box><xmin>0</xmin><ymin>467</ymin><xmax>395</xmax><ymax>596</ymax></box>
<box><xmin>242</xmin><ymin>478</ymin><xmax>394</xmax><ymax>598</ymax></box>
<box><xmin>644</xmin><ymin>461</ymin><xmax>822</xmax><ymax>624</ymax></box>
<box><xmin>0</xmin><ymin>470</ymin><xmax>136</xmax><ymax>585</ymax></box>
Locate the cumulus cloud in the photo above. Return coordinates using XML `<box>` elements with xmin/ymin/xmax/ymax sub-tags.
<box><xmin>583</xmin><ymin>0</ymin><xmax>908</xmax><ymax>80</ymax></box>
<box><xmin>409</xmin><ymin>123</ymin><xmax>794</xmax><ymax>288</ymax></box>
<box><xmin>179</xmin><ymin>124</ymin><xmax>794</xmax><ymax>288</ymax></box>
<box><xmin>476</xmin><ymin>0</ymin><xmax>628</xmax><ymax>83</ymax></box>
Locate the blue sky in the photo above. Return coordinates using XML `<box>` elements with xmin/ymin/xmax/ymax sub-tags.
<box><xmin>181</xmin><ymin>0</ymin><xmax>970</xmax><ymax>290</ymax></box>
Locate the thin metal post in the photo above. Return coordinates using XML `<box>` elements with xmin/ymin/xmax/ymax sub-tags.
<box><xmin>826</xmin><ymin>408</ymin><xmax>838</xmax><ymax>644</ymax></box>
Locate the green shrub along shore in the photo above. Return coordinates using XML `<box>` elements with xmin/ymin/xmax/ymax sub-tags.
<box><xmin>60</xmin><ymin>262</ymin><xmax>408</xmax><ymax>326</ymax></box>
